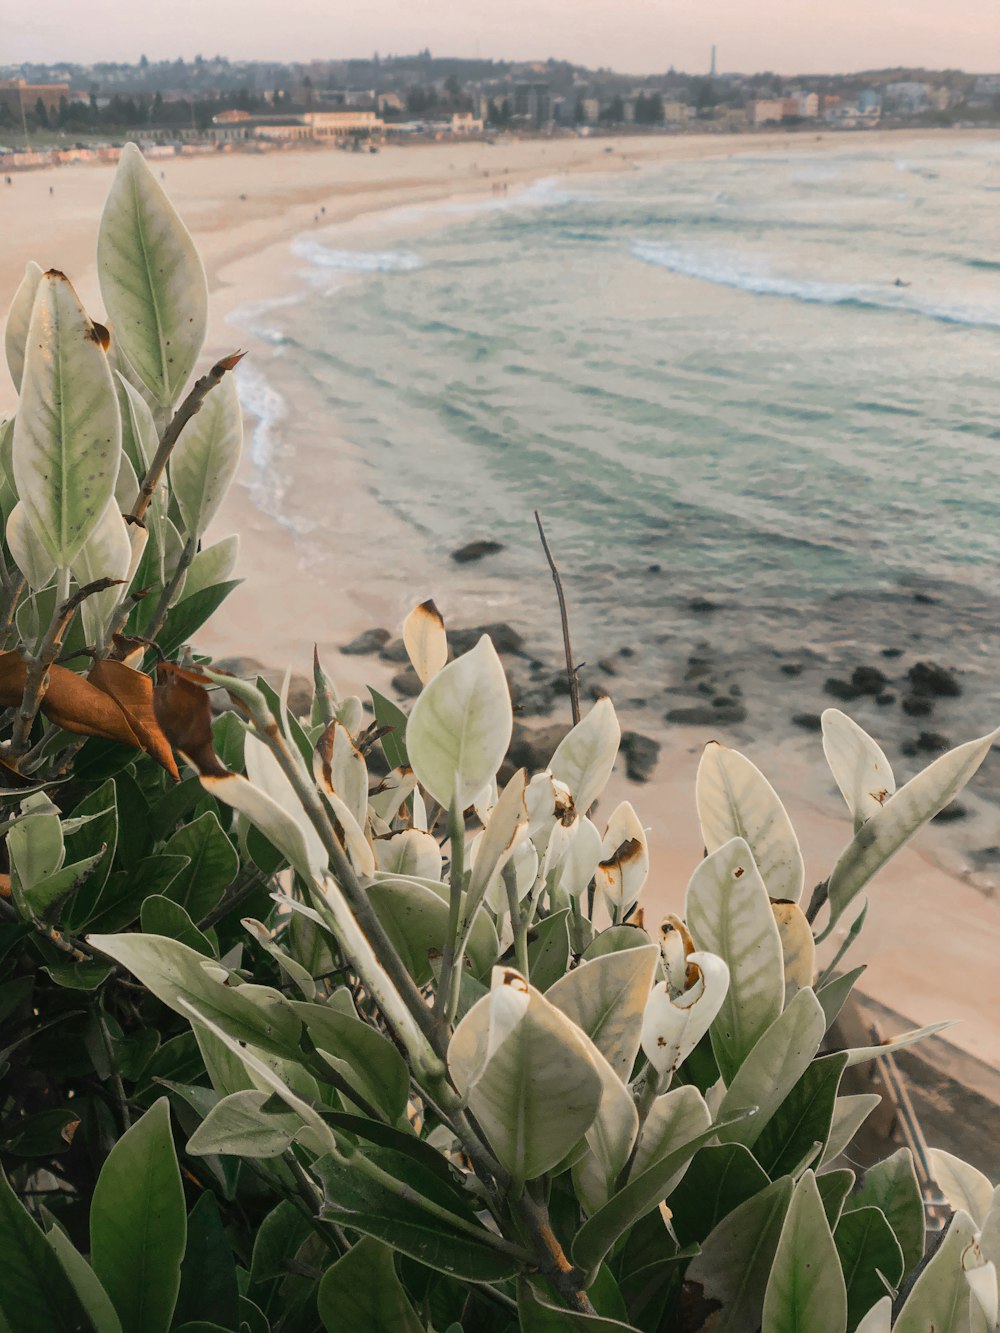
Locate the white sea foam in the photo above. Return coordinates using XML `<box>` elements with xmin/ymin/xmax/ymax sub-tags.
<box><xmin>630</xmin><ymin>240</ymin><xmax>1000</xmax><ymax>330</ymax></box>
<box><xmin>233</xmin><ymin>360</ymin><xmax>295</xmax><ymax>527</ymax></box>
<box><xmin>226</xmin><ymin>292</ymin><xmax>302</xmax><ymax>346</ymax></box>
<box><xmin>290</xmin><ymin>234</ymin><xmax>424</xmax><ymax>273</ymax></box>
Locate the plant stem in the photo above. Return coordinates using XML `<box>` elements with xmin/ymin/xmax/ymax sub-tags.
<box><xmin>534</xmin><ymin>511</ymin><xmax>581</xmax><ymax>727</ymax></box>
<box><xmin>95</xmin><ymin>999</ymin><xmax>131</xmax><ymax>1133</ymax></box>
<box><xmin>141</xmin><ymin>535</ymin><xmax>197</xmax><ymax>649</ymax></box>
<box><xmin>503</xmin><ymin>863</ymin><xmax>530</xmax><ymax>980</ymax></box>
<box><xmin>436</xmin><ymin>798</ymin><xmax>465</xmax><ymax>1027</ymax></box>
<box><xmin>513</xmin><ymin>1190</ymin><xmax>597</xmax><ymax>1314</ymax></box>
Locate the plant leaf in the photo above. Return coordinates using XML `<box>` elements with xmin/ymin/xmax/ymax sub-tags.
<box><xmin>667</xmin><ymin>1143</ymin><xmax>771</xmax><ymax>1247</ymax></box>
<box><xmin>318</xmin><ymin>1236</ymin><xmax>424</xmax><ymax>1333</ymax></box>
<box><xmin>402</xmin><ymin>599</ymin><xmax>448</xmax><ymax>686</ymax></box>
<box><xmin>821</xmin><ymin>1094</ymin><xmax>882</xmax><ymax>1167</ymax></box>
<box><xmin>834</xmin><ymin>1206</ymin><xmax>904</xmax><ymax>1333</ymax></box>
<box><xmin>406</xmin><ymin>635</ymin><xmax>512</xmax><ymax>809</ymax></box>
<box><xmin>0</xmin><ymin>1166</ymin><xmax>94</xmax><ymax>1332</ymax></box>
<box><xmin>187</xmin><ymin>1089</ymin><xmax>300</xmax><ymax>1158</ymax></box>
<box><xmin>822</xmin><ymin>710</ymin><xmax>896</xmax><ymax>832</ymax></box>
<box><xmin>762</xmin><ymin>1170</ymin><xmax>848</xmax><ymax>1333</ymax></box>
<box><xmin>685</xmin><ymin>837</ymin><xmax>785</xmax><ymax>1082</ymax></box>
<box><xmin>13</xmin><ymin>269</ymin><xmax>121</xmax><ymax>566</ymax></box>
<box><xmin>4</xmin><ymin>259</ymin><xmax>43</xmax><ymax>392</ymax></box>
<box><xmin>894</xmin><ymin>1210</ymin><xmax>979</xmax><ymax>1333</ymax></box>
<box><xmin>751</xmin><ymin>1053</ymin><xmax>848</xmax><ymax>1180</ymax></box>
<box><xmin>546</xmin><ymin>943</ymin><xmax>658</xmax><ymax>1081</ymax></box>
<box><xmin>90</xmin><ymin>1098</ymin><xmax>187</xmax><ymax>1333</ymax></box>
<box><xmin>696</xmin><ymin>742</ymin><xmax>804</xmax><ymax>904</ymax></box>
<box><xmin>98</xmin><ymin>143</ymin><xmax>208</xmax><ymax>409</ymax></box>
<box><xmin>170</xmin><ymin>373</ymin><xmax>243</xmax><ymax>538</ymax></box>
<box><xmin>550</xmin><ymin>697</ymin><xmax>621</xmax><ymax>815</ymax></box>
<box><xmin>845</xmin><ymin>1149</ymin><xmax>924</xmax><ymax>1276</ymax></box>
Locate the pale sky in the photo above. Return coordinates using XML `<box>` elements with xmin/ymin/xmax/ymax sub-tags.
<box><xmin>8</xmin><ymin>0</ymin><xmax>1000</xmax><ymax>75</ymax></box>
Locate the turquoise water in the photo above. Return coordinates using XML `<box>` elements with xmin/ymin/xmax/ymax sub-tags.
<box><xmin>233</xmin><ymin>138</ymin><xmax>1000</xmax><ymax>745</ymax></box>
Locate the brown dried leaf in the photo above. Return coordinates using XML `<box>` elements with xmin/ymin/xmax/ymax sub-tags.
<box><xmin>153</xmin><ymin>663</ymin><xmax>228</xmax><ymax>777</ymax></box>
<box><xmin>0</xmin><ymin>650</ymin><xmax>142</xmax><ymax>750</ymax></box>
<box><xmin>89</xmin><ymin>659</ymin><xmax>180</xmax><ymax>782</ymax></box>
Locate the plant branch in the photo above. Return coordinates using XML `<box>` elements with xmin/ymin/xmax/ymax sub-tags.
<box><xmin>130</xmin><ymin>352</ymin><xmax>245</xmax><ymax>525</ymax></box>
<box><xmin>139</xmin><ymin>536</ymin><xmax>197</xmax><ymax>650</ymax></box>
<box><xmin>534</xmin><ymin>511</ymin><xmax>581</xmax><ymax>727</ymax></box>
<box><xmin>95</xmin><ymin>998</ymin><xmax>131</xmax><ymax>1133</ymax></box>
<box><xmin>436</xmin><ymin>797</ymin><xmax>466</xmax><ymax>1028</ymax></box>
<box><xmin>513</xmin><ymin>1190</ymin><xmax>597</xmax><ymax>1314</ymax></box>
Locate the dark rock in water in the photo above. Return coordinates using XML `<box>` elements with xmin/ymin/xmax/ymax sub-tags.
<box><xmin>449</xmin><ymin>622</ymin><xmax>525</xmax><ymax>657</ymax></box>
<box><xmin>340</xmin><ymin>627</ymin><xmax>391</xmax><ymax>656</ymax></box>
<box><xmin>696</xmin><ymin>682</ymin><xmax>714</xmax><ymax>696</ymax></box>
<box><xmin>908</xmin><ymin>661</ymin><xmax>961</xmax><ymax>698</ymax></box>
<box><xmin>451</xmin><ymin>540</ymin><xmax>505</xmax><ymax>564</ymax></box>
<box><xmin>508</xmin><ymin>721</ymin><xmax>572</xmax><ymax>774</ymax></box>
<box><xmin>379</xmin><ymin>638</ymin><xmax>410</xmax><ymax>664</ymax></box>
<box><xmin>824</xmin><ymin>677</ymin><xmax>862</xmax><ymax>702</ymax></box>
<box><xmin>619</xmin><ymin>646</ymin><xmax>636</xmax><ymax>658</ymax></box>
<box><xmin>792</xmin><ymin>712</ymin><xmax>823</xmax><ymax>732</ymax></box>
<box><xmin>881</xmin><ymin>647</ymin><xmax>904</xmax><ymax>659</ymax></box>
<box><xmin>667</xmin><ymin>703</ymin><xmax>747</xmax><ymax>726</ymax></box>
<box><xmin>902</xmin><ymin>695</ymin><xmax>934</xmax><ymax>718</ymax></box>
<box><xmin>621</xmin><ymin>731</ymin><xmax>660</xmax><ymax>783</ymax></box>
<box><xmin>876</xmin><ymin>692</ymin><xmax>896</xmax><ymax>707</ymax></box>
<box><xmin>851</xmin><ymin>665</ymin><xmax>889</xmax><ymax>696</ymax></box>
<box><xmin>684</xmin><ymin>658</ymin><xmax>713</xmax><ymax>681</ymax></box>
<box><xmin>597</xmin><ymin>658</ymin><xmax>619</xmax><ymax>676</ymax></box>
<box><xmin>712</xmin><ymin>696</ymin><xmax>734</xmax><ymax>709</ymax></box>
<box><xmin>916</xmin><ymin>731</ymin><xmax>951</xmax><ymax>754</ymax></box>
<box><xmin>913</xmin><ymin>591</ymin><xmax>940</xmax><ymax>605</ymax></box>
<box><xmin>212</xmin><ymin>656</ymin><xmax>312</xmax><ymax>718</ymax></box>
<box><xmin>647</xmin><ymin>563</ymin><xmax>662</xmax><ymax>574</ymax></box>
<box><xmin>688</xmin><ymin>597</ymin><xmax>718</xmax><ymax>614</ymax></box>
<box><xmin>780</xmin><ymin>662</ymin><xmax>804</xmax><ymax>677</ymax></box>
<box><xmin>970</xmin><ymin>845</ymin><xmax>1000</xmax><ymax>866</ymax></box>
<box><xmin>933</xmin><ymin>801</ymin><xmax>967</xmax><ymax>823</ymax></box>
<box><xmin>729</xmin><ymin>684</ymin><xmax>743</xmax><ymax>698</ymax></box>
<box><xmin>550</xmin><ymin>674</ymin><xmax>572</xmax><ymax>696</ymax></box>
<box><xmin>391</xmin><ymin>669</ymin><xmax>422</xmax><ymax>699</ymax></box>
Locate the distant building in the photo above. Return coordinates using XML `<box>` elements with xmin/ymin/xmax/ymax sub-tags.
<box><xmin>0</xmin><ymin>78</ymin><xmax>71</xmax><ymax>119</ymax></box>
<box><xmin>662</xmin><ymin>101</ymin><xmax>695</xmax><ymax>124</ymax></box>
<box><xmin>883</xmin><ymin>81</ymin><xmax>931</xmax><ymax>114</ymax></box>
<box><xmin>449</xmin><ymin>112</ymin><xmax>484</xmax><ymax>134</ymax></box>
<box><xmin>212</xmin><ymin>109</ymin><xmax>251</xmax><ymax>124</ymax></box>
<box><xmin>783</xmin><ymin>92</ymin><xmax>819</xmax><ymax>119</ymax></box>
<box><xmin>749</xmin><ymin>98</ymin><xmax>785</xmax><ymax>125</ymax></box>
<box><xmin>304</xmin><ymin>110</ymin><xmax>382</xmax><ymax>138</ymax></box>
<box><xmin>513</xmin><ymin>82</ymin><xmax>552</xmax><ymax>128</ymax></box>
<box><xmin>581</xmin><ymin>97</ymin><xmax>601</xmax><ymax>125</ymax></box>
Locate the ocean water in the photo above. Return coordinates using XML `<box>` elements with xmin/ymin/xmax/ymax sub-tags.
<box><xmin>231</xmin><ymin>138</ymin><xmax>1000</xmax><ymax>793</ymax></box>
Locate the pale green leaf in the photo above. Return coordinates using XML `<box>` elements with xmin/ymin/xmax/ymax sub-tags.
<box><xmin>697</xmin><ymin>742</ymin><xmax>804</xmax><ymax>903</ymax></box>
<box><xmin>685</xmin><ymin>836</ymin><xmax>785</xmax><ymax>1082</ymax></box>
<box><xmin>546</xmin><ymin>943</ymin><xmax>658</xmax><ymax>1081</ymax></box>
<box><xmin>822</xmin><ymin>725</ymin><xmax>1000</xmax><ymax>938</ymax></box>
<box><xmin>98</xmin><ymin>143</ymin><xmax>208</xmax><ymax>409</ymax></box>
<box><xmin>186</xmin><ymin>1089</ymin><xmax>301</xmax><ymax>1158</ymax></box>
<box><xmin>46</xmin><ymin>1224</ymin><xmax>123</xmax><ymax>1333</ymax></box>
<box><xmin>0</xmin><ymin>1165</ymin><xmax>94</xmax><ymax>1333</ymax></box>
<box><xmin>762</xmin><ymin>1170</ymin><xmax>847</xmax><ymax>1333</ymax></box>
<box><xmin>822</xmin><ymin>709</ymin><xmax>896</xmax><ymax>832</ymax></box>
<box><xmin>843</xmin><ymin>1020</ymin><xmax>955</xmax><ymax>1067</ymax></box>
<box><xmin>821</xmin><ymin>1093</ymin><xmax>882</xmax><ymax>1166</ymax></box>
<box><xmin>6</xmin><ymin>502</ymin><xmax>55</xmax><ymax>590</ymax></box>
<box><xmin>550</xmin><ymin>697</ymin><xmax>620</xmax><ymax>815</ymax></box>
<box><xmin>90</xmin><ymin>1099</ymin><xmax>186</xmax><ymax>1333</ymax></box>
<box><xmin>179</xmin><ymin>534</ymin><xmax>239</xmax><ymax>603</ymax></box>
<box><xmin>928</xmin><ymin>1148</ymin><xmax>995</xmax><ymax>1228</ymax></box>
<box><xmin>406</xmin><ymin>635</ymin><xmax>512</xmax><ymax>808</ymax></box>
<box><xmin>170</xmin><ymin>373</ymin><xmax>242</xmax><ymax>538</ymax></box>
<box><xmin>718</xmin><ymin>987</ymin><xmax>826</xmax><ymax>1147</ymax></box>
<box><xmin>4</xmin><ymin>260</ymin><xmax>42</xmax><ymax>393</ymax></box>
<box><xmin>845</xmin><ymin>1148</ymin><xmax>924</xmax><ymax>1276</ymax></box>
<box><xmin>13</xmin><ymin>270</ymin><xmax>121</xmax><ymax>566</ymax></box>
<box><xmin>70</xmin><ymin>500</ymin><xmax>131</xmax><ymax>643</ymax></box>
<box><xmin>318</xmin><ymin>1236</ymin><xmax>424</xmax><ymax>1333</ymax></box>
<box><xmin>894</xmin><ymin>1210</ymin><xmax>980</xmax><ymax>1333</ymax></box>
<box><xmin>630</xmin><ymin>1083</ymin><xmax>712</xmax><ymax>1183</ymax></box>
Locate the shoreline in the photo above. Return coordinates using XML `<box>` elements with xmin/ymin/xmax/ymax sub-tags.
<box><xmin>2</xmin><ymin>129</ymin><xmax>1000</xmax><ymax>1069</ymax></box>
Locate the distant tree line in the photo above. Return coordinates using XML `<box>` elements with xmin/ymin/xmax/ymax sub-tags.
<box><xmin>2</xmin><ymin>88</ymin><xmax>273</xmax><ymax>134</ymax></box>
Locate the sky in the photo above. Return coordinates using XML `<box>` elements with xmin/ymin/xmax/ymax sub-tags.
<box><xmin>8</xmin><ymin>0</ymin><xmax>1000</xmax><ymax>75</ymax></box>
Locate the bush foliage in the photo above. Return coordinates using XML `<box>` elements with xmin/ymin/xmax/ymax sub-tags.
<box><xmin>0</xmin><ymin>145</ymin><xmax>997</xmax><ymax>1332</ymax></box>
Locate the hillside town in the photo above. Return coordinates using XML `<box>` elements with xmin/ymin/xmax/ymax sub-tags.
<box><xmin>2</xmin><ymin>52</ymin><xmax>1000</xmax><ymax>168</ymax></box>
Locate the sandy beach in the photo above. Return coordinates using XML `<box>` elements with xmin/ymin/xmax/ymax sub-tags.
<box><xmin>1</xmin><ymin>129</ymin><xmax>998</xmax><ymax>1075</ymax></box>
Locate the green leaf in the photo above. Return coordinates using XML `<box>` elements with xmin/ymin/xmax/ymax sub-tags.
<box><xmin>667</xmin><ymin>1143</ymin><xmax>771</xmax><ymax>1247</ymax></box>
<box><xmin>370</xmin><ymin>689</ymin><xmax>409</xmax><ymax>769</ymax></box>
<box><xmin>170</xmin><ymin>374</ymin><xmax>242</xmax><ymax>538</ymax></box>
<box><xmin>527</xmin><ymin>907</ymin><xmax>571</xmax><ymax>991</ymax></box>
<box><xmin>762</xmin><ymin>1170</ymin><xmax>847</xmax><ymax>1333</ymax></box>
<box><xmin>821</xmin><ymin>725</ymin><xmax>1000</xmax><ymax>939</ymax></box>
<box><xmin>550</xmin><ymin>697</ymin><xmax>620</xmax><ymax>815</ymax></box>
<box><xmin>45</xmin><ymin>1224</ymin><xmax>122</xmax><ymax>1333</ymax></box>
<box><xmin>582</xmin><ymin>925</ymin><xmax>651</xmax><ymax>961</ymax></box>
<box><xmin>173</xmin><ymin>1193</ymin><xmax>239</xmax><ymax>1331</ymax></box>
<box><xmin>449</xmin><ymin>983</ymin><xmax>603</xmax><ymax>1189</ymax></box>
<box><xmin>98</xmin><ymin>143</ymin><xmax>208</xmax><ymax>409</ymax></box>
<box><xmin>318</xmin><ymin>1236</ymin><xmax>424</xmax><ymax>1333</ymax></box>
<box><xmin>186</xmin><ymin>1090</ymin><xmax>301</xmax><ymax>1158</ymax></box>
<box><xmin>572</xmin><ymin>1114</ymin><xmax>748</xmax><ymax>1282</ymax></box>
<box><xmin>821</xmin><ymin>1094</ymin><xmax>882</xmax><ymax>1167</ymax></box>
<box><xmin>4</xmin><ymin>259</ymin><xmax>43</xmax><ymax>393</ymax></box>
<box><xmin>517</xmin><ymin>1279</ymin><xmax>641</xmax><ymax>1330</ymax></box>
<box><xmin>179</xmin><ymin>534</ymin><xmax>240</xmax><ymax>604</ymax></box>
<box><xmin>315</xmin><ymin>1150</ymin><xmax>520</xmax><ymax>1283</ymax></box>
<box><xmin>249</xmin><ymin>1200</ymin><xmax>312</xmax><ymax>1287</ymax></box>
<box><xmin>717</xmin><ymin>988</ymin><xmax>826</xmax><ymax>1148</ymax></box>
<box><xmin>12</xmin><ymin>270</ymin><xmax>121</xmax><ymax>566</ymax></box>
<box><xmin>90</xmin><ymin>1098</ymin><xmax>187</xmax><ymax>1333</ymax></box>
<box><xmin>24</xmin><ymin>850</ymin><xmax>108</xmax><ymax>919</ymax></box>
<box><xmin>157</xmin><ymin>579</ymin><xmax>242</xmax><ymax>659</ymax></box>
<box><xmin>685</xmin><ymin>1175</ymin><xmax>795</xmax><ymax>1333</ymax></box>
<box><xmin>406</xmin><ymin>635</ymin><xmax>512</xmax><ymax>808</ymax></box>
<box><xmin>894</xmin><ymin>1210</ymin><xmax>979</xmax><ymax>1333</ymax></box>
<box><xmin>0</xmin><ymin>1167</ymin><xmax>94</xmax><ymax>1332</ymax></box>
<box><xmin>685</xmin><ymin>837</ymin><xmax>785</xmax><ymax>1083</ymax></box>
<box><xmin>292</xmin><ymin>1000</ymin><xmax>409</xmax><ymax>1122</ymax></box>
<box><xmin>845</xmin><ymin>1149</ymin><xmax>924</xmax><ymax>1276</ymax></box>
<box><xmin>546</xmin><ymin>944</ymin><xmax>658</xmax><ymax>1081</ymax></box>
<box><xmin>817</xmin><ymin>1169</ymin><xmax>857</xmax><ymax>1231</ymax></box>
<box><xmin>82</xmin><ymin>853</ymin><xmax>189</xmax><ymax>933</ymax></box>
<box><xmin>821</xmin><ymin>710</ymin><xmax>896</xmax><ymax>832</ymax></box>
<box><xmin>63</xmin><ymin>783</ymin><xmax>119</xmax><ymax>926</ymax></box>
<box><xmin>834</xmin><ymin>1206</ymin><xmax>904</xmax><ymax>1332</ymax></box>
<box><xmin>88</xmin><ymin>932</ymin><xmax>303</xmax><ymax>1059</ymax></box>
<box><xmin>160</xmin><ymin>811</ymin><xmax>239</xmax><ymax>920</ymax></box>
<box><xmin>140</xmin><ymin>895</ymin><xmax>214</xmax><ymax>955</ymax></box>
<box><xmin>817</xmin><ymin>966</ymin><xmax>867</xmax><ymax>1031</ymax></box>
<box><xmin>927</xmin><ymin>1147</ymin><xmax>995</xmax><ymax>1226</ymax></box>
<box><xmin>752</xmin><ymin>1053</ymin><xmax>848</xmax><ymax>1179</ymax></box>
<box><xmin>696</xmin><ymin>742</ymin><xmax>804</xmax><ymax>904</ymax></box>
<box><xmin>368</xmin><ymin>876</ymin><xmax>497</xmax><ymax>987</ymax></box>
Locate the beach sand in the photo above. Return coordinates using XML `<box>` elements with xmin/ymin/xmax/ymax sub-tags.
<box><xmin>1</xmin><ymin>129</ymin><xmax>998</xmax><ymax>1073</ymax></box>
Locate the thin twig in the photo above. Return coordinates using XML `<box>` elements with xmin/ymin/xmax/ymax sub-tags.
<box><xmin>534</xmin><ymin>511</ymin><xmax>581</xmax><ymax>726</ymax></box>
<box><xmin>139</xmin><ymin>536</ymin><xmax>198</xmax><ymax>652</ymax></box>
<box><xmin>130</xmin><ymin>352</ymin><xmax>245</xmax><ymax>525</ymax></box>
<box><xmin>95</xmin><ymin>998</ymin><xmax>131</xmax><ymax>1133</ymax></box>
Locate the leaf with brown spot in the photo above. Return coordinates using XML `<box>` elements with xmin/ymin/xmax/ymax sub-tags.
<box><xmin>153</xmin><ymin>663</ymin><xmax>228</xmax><ymax>778</ymax></box>
<box><xmin>89</xmin><ymin>659</ymin><xmax>180</xmax><ymax>781</ymax></box>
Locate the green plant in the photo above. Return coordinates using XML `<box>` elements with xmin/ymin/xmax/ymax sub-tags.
<box><xmin>1</xmin><ymin>145</ymin><xmax>998</xmax><ymax>1333</ymax></box>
